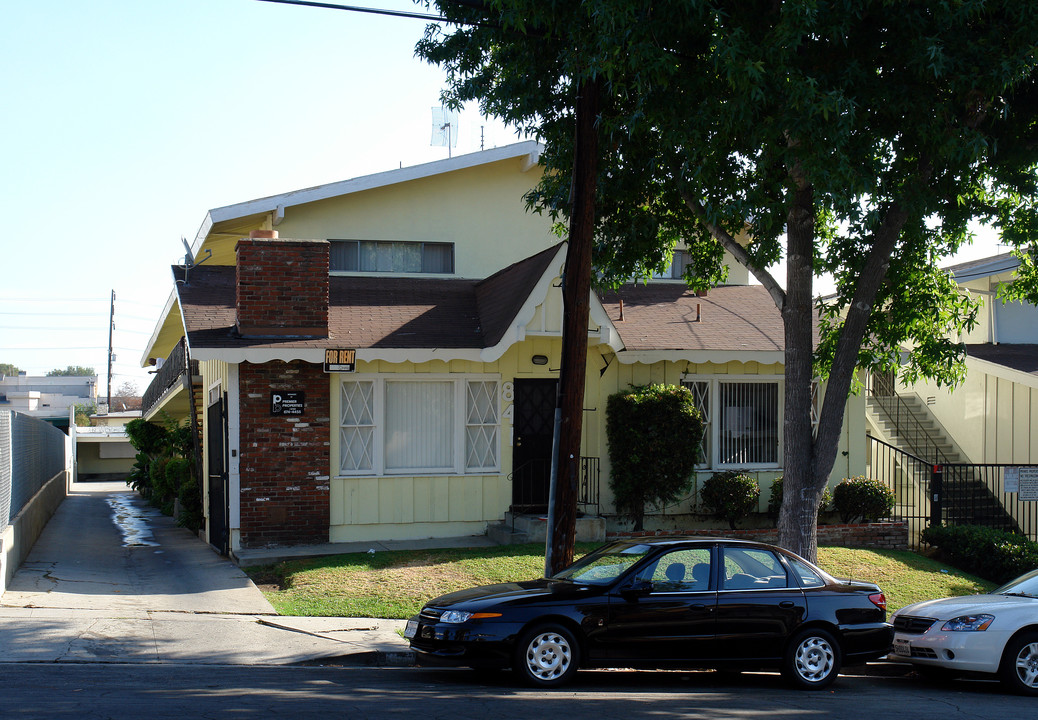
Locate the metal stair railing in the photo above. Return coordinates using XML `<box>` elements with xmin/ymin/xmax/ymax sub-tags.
<box><xmin>867</xmin><ymin>372</ymin><xmax>953</xmax><ymax>466</ymax></box>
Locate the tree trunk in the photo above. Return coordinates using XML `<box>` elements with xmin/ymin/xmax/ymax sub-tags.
<box><xmin>548</xmin><ymin>77</ymin><xmax>599</xmax><ymax>576</ymax></box>
<box><xmin>776</xmin><ymin>182</ymin><xmax>821</xmax><ymax>561</ymax></box>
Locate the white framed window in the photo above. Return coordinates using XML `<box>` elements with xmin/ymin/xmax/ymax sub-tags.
<box><xmin>466</xmin><ymin>380</ymin><xmax>499</xmax><ymax>471</ymax></box>
<box><xmin>652</xmin><ymin>249</ymin><xmax>692</xmax><ymax>280</ymax></box>
<box><xmin>337</xmin><ymin>375</ymin><xmax>499</xmax><ymax>476</ymax></box>
<box><xmin>340</xmin><ymin>380</ymin><xmax>375</xmax><ymax>473</ymax></box>
<box><xmin>330</xmin><ymin>240</ymin><xmax>454</xmax><ymax>274</ymax></box>
<box><xmin>682</xmin><ymin>377</ymin><xmax>782</xmax><ymax>469</ymax></box>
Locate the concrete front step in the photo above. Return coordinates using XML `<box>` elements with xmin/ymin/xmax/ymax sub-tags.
<box><xmin>488</xmin><ymin>514</ymin><xmax>607</xmax><ymax>545</ymax></box>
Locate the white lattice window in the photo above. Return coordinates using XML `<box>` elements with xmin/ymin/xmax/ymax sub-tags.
<box><xmin>336</xmin><ymin>375</ymin><xmax>499</xmax><ymax>476</ymax></box>
<box><xmin>682</xmin><ymin>380</ymin><xmax>711</xmax><ymax>468</ymax></box>
<box><xmin>466</xmin><ymin>381</ymin><xmax>499</xmax><ymax>471</ymax></box>
<box><xmin>340</xmin><ymin>381</ymin><xmax>374</xmax><ymax>473</ymax></box>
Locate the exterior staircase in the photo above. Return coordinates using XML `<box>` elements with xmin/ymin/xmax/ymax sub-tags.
<box><xmin>866</xmin><ymin>393</ymin><xmax>1018</xmax><ymax>531</ymax></box>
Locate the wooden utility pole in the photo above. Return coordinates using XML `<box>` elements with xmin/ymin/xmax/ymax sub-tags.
<box><xmin>546</xmin><ymin>77</ymin><xmax>600</xmax><ymax>576</ymax></box>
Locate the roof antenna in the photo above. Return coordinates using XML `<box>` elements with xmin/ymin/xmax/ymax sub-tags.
<box><xmin>431</xmin><ymin>106</ymin><xmax>459</xmax><ymax>158</ymax></box>
<box><xmin>178</xmin><ymin>236</ymin><xmax>212</xmax><ymax>286</ymax></box>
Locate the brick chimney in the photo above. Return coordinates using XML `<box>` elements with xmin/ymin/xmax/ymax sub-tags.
<box><xmin>236</xmin><ymin>231</ymin><xmax>329</xmax><ymax>337</ymax></box>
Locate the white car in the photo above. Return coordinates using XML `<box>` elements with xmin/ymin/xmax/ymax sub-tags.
<box><xmin>890</xmin><ymin>569</ymin><xmax>1038</xmax><ymax>695</ymax></box>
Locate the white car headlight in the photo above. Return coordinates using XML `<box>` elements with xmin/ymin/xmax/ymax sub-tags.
<box><xmin>438</xmin><ymin>610</ymin><xmax>502</xmax><ymax>624</ymax></box>
<box><xmin>440</xmin><ymin>610</ymin><xmax>474</xmax><ymax>624</ymax></box>
<box><xmin>941</xmin><ymin>614</ymin><xmax>994</xmax><ymax>631</ymax></box>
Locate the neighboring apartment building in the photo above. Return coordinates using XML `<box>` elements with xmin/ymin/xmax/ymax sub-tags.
<box><xmin>139</xmin><ymin>141</ymin><xmax>866</xmax><ymax>558</ymax></box>
<box><xmin>896</xmin><ymin>253</ymin><xmax>1038</xmax><ymax>464</ymax></box>
<box><xmin>72</xmin><ymin>409</ymin><xmax>139</xmax><ymax>482</ymax></box>
<box><xmin>0</xmin><ymin>374</ymin><xmax>98</xmax><ymax>430</ymax></box>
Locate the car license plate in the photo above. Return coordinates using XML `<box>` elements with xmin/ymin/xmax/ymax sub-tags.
<box><xmin>404</xmin><ymin>619</ymin><xmax>418</xmax><ymax>639</ymax></box>
<box><xmin>893</xmin><ymin>638</ymin><xmax>911</xmax><ymax>657</ymax></box>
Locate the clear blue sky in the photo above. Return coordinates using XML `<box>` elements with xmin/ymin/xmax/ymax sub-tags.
<box><xmin>0</xmin><ymin>0</ymin><xmax>519</xmax><ymax>391</ymax></box>
<box><xmin>0</xmin><ymin>1</ymin><xmax>1005</xmax><ymax>395</ymax></box>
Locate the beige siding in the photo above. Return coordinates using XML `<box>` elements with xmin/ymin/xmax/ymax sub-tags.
<box><xmin>906</xmin><ymin>359</ymin><xmax>1038</xmax><ymax>464</ymax></box>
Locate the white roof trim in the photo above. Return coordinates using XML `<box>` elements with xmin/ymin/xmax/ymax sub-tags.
<box><xmin>140</xmin><ymin>287</ymin><xmax>180</xmax><ymax>367</ymax></box>
<box><xmin>192</xmin><ymin>141</ymin><xmax>542</xmax><ymax>256</ymax></box>
<box><xmin>189</xmin><ymin>347</ymin><xmax>486</xmax><ymax>365</ymax></box>
<box><xmin>615</xmin><ymin>350</ymin><xmax>785</xmax><ymax>366</ymax></box>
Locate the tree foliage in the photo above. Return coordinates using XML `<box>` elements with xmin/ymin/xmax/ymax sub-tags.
<box><xmin>0</xmin><ymin>363</ymin><xmax>21</xmax><ymax>377</ymax></box>
<box><xmin>47</xmin><ymin>365</ymin><xmax>96</xmax><ymax>377</ymax></box>
<box><xmin>418</xmin><ymin>0</ymin><xmax>1038</xmax><ymax>561</ymax></box>
<box><xmin>605</xmin><ymin>384</ymin><xmax>703</xmax><ymax>531</ymax></box>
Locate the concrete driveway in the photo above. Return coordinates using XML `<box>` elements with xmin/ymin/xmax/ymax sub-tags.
<box><xmin>0</xmin><ymin>480</ymin><xmax>408</xmax><ymax>665</ymax></box>
<box><xmin>2</xmin><ymin>481</ymin><xmax>273</xmax><ymax>614</ymax></box>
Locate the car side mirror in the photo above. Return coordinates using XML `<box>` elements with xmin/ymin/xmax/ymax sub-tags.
<box><xmin>621</xmin><ymin>580</ymin><xmax>653</xmax><ymax>600</ymax></box>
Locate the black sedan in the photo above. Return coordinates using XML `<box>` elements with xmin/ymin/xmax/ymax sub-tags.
<box><xmin>406</xmin><ymin>538</ymin><xmax>893</xmax><ymax>689</ymax></box>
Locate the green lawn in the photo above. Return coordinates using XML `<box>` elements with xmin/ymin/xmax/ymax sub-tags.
<box><xmin>245</xmin><ymin>543</ymin><xmax>994</xmax><ymax>619</ymax></box>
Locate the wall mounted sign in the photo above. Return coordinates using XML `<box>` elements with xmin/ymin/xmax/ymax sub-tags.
<box><xmin>324</xmin><ymin>348</ymin><xmax>356</xmax><ymax>373</ymax></box>
<box><xmin>1005</xmin><ymin>467</ymin><xmax>1038</xmax><ymax>501</ymax></box>
<box><xmin>271</xmin><ymin>391</ymin><xmax>305</xmax><ymax>416</ymax></box>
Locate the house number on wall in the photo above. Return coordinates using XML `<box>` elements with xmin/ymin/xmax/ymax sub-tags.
<box><xmin>502</xmin><ymin>381</ymin><xmax>514</xmax><ymax>445</ymax></box>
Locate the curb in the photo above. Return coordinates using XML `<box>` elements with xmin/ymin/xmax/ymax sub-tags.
<box><xmin>296</xmin><ymin>649</ymin><xmax>418</xmax><ymax>668</ymax></box>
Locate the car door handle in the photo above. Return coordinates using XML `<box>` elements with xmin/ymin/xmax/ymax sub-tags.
<box><xmin>690</xmin><ymin>604</ymin><xmax>709</xmax><ymax>610</ymax></box>
<box><xmin>779</xmin><ymin>601</ymin><xmax>795</xmax><ymax>608</ymax></box>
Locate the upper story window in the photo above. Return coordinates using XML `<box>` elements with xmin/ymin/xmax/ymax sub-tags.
<box><xmin>330</xmin><ymin>240</ymin><xmax>454</xmax><ymax>274</ymax></box>
<box><xmin>652</xmin><ymin>249</ymin><xmax>691</xmax><ymax>280</ymax></box>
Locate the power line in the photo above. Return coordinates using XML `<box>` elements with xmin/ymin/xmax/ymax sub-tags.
<box><xmin>254</xmin><ymin>0</ymin><xmax>446</xmax><ymax>22</ymax></box>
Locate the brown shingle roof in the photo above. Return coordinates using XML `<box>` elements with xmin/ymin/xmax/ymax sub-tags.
<box><xmin>174</xmin><ymin>245</ymin><xmax>562</xmax><ymax>352</ymax></box>
<box><xmin>966</xmin><ymin>343</ymin><xmax>1038</xmax><ymax>376</ymax></box>
<box><xmin>598</xmin><ymin>284</ymin><xmax>785</xmax><ymax>352</ymax></box>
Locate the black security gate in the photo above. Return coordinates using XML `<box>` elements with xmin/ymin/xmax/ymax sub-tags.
<box><xmin>207</xmin><ymin>393</ymin><xmax>229</xmax><ymax>555</ymax></box>
<box><xmin>511</xmin><ymin>379</ymin><xmax>558</xmax><ymax>513</ymax></box>
<box><xmin>867</xmin><ymin>435</ymin><xmax>1038</xmax><ymax>549</ymax></box>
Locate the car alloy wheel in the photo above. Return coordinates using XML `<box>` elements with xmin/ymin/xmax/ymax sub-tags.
<box><xmin>515</xmin><ymin>624</ymin><xmax>580</xmax><ymax>688</ymax></box>
<box><xmin>782</xmin><ymin>628</ymin><xmax>841</xmax><ymax>690</ymax></box>
<box><xmin>1001</xmin><ymin>631</ymin><xmax>1038</xmax><ymax>696</ymax></box>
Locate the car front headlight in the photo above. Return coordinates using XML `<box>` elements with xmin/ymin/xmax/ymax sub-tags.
<box><xmin>941</xmin><ymin>614</ymin><xmax>994</xmax><ymax>632</ymax></box>
<box><xmin>439</xmin><ymin>610</ymin><xmax>502</xmax><ymax>624</ymax></box>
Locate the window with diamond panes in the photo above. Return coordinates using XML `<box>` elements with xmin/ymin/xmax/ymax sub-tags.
<box><xmin>682</xmin><ymin>380</ymin><xmax>711</xmax><ymax>468</ymax></box>
<box><xmin>340</xmin><ymin>381</ymin><xmax>374</xmax><ymax>473</ymax></box>
<box><xmin>466</xmin><ymin>381</ymin><xmax>499</xmax><ymax>471</ymax></box>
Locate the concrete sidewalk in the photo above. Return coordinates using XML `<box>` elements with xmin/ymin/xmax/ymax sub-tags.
<box><xmin>0</xmin><ymin>481</ymin><xmax>414</xmax><ymax>666</ymax></box>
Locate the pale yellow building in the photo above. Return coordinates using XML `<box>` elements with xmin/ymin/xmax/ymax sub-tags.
<box><xmin>140</xmin><ymin>142</ymin><xmax>865</xmax><ymax>558</ymax></box>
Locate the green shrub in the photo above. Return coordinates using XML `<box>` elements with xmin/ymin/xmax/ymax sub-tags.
<box><xmin>701</xmin><ymin>471</ymin><xmax>760</xmax><ymax>530</ymax></box>
<box><xmin>606</xmin><ymin>384</ymin><xmax>704</xmax><ymax>531</ymax></box>
<box><xmin>921</xmin><ymin>524</ymin><xmax>1038</xmax><ymax>585</ymax></box>
<box><xmin>832</xmin><ymin>476</ymin><xmax>895</xmax><ymax>522</ymax></box>
<box><xmin>125</xmin><ymin>414</ymin><xmax>201</xmax><ymax>527</ymax></box>
<box><xmin>768</xmin><ymin>476</ymin><xmax>832</xmax><ymax>522</ymax></box>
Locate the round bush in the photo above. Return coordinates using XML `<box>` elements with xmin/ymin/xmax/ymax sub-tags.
<box><xmin>701</xmin><ymin>471</ymin><xmax>760</xmax><ymax>530</ymax></box>
<box><xmin>832</xmin><ymin>476</ymin><xmax>895</xmax><ymax>522</ymax></box>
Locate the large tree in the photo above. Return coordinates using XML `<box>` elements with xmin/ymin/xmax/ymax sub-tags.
<box><xmin>419</xmin><ymin>0</ymin><xmax>1038</xmax><ymax>562</ymax></box>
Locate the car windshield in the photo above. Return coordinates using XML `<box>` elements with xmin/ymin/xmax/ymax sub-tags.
<box><xmin>994</xmin><ymin>568</ymin><xmax>1038</xmax><ymax>597</ymax></box>
<box><xmin>551</xmin><ymin>542</ymin><xmax>654</xmax><ymax>586</ymax></box>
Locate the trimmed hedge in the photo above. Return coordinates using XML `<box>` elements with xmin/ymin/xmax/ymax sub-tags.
<box><xmin>701</xmin><ymin>471</ymin><xmax>760</xmax><ymax>530</ymax></box>
<box><xmin>606</xmin><ymin>384</ymin><xmax>703</xmax><ymax>531</ymax></box>
<box><xmin>921</xmin><ymin>524</ymin><xmax>1038</xmax><ymax>585</ymax></box>
<box><xmin>833</xmin><ymin>475</ymin><xmax>895</xmax><ymax>522</ymax></box>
